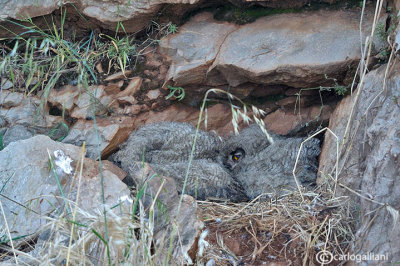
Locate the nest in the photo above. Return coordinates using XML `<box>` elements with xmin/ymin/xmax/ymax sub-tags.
<box><xmin>196</xmin><ymin>188</ymin><xmax>355</xmax><ymax>265</ymax></box>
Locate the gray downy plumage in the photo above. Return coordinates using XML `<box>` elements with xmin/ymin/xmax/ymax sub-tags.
<box><xmin>220</xmin><ymin>124</ymin><xmax>321</xmax><ymax>199</ymax></box>
<box><xmin>112</xmin><ymin>122</ymin><xmax>248</xmax><ymax>202</ymax></box>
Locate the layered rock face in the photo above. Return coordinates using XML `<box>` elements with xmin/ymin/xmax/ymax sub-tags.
<box><xmin>0</xmin><ymin>0</ymin><xmax>341</xmax><ymax>35</ymax></box>
<box><xmin>160</xmin><ymin>8</ymin><xmax>378</xmax><ymax>89</ymax></box>
<box><xmin>318</xmin><ymin>63</ymin><xmax>400</xmax><ymax>263</ymax></box>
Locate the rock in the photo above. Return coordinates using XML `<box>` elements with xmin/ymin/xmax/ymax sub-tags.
<box><xmin>0</xmin><ymin>91</ymin><xmax>24</xmax><ymax>108</ymax></box>
<box><xmin>0</xmin><ymin>78</ymin><xmax>13</xmax><ymax>90</ymax></box>
<box><xmin>1</xmin><ymin>124</ymin><xmax>34</xmax><ymax>147</ymax></box>
<box><xmin>122</xmin><ymin>77</ymin><xmax>142</xmax><ymax>97</ymax></box>
<box><xmin>118</xmin><ymin>104</ymin><xmax>145</xmax><ymax>116</ymax></box>
<box><xmin>101</xmin><ymin>160</ymin><xmax>127</xmax><ymax>181</ymax></box>
<box><xmin>228</xmin><ymin>0</ymin><xmax>338</xmax><ymax>8</ymax></box>
<box><xmin>208</xmin><ymin>9</ymin><xmax>377</xmax><ymax>88</ymax></box>
<box><xmin>134</xmin><ymin>103</ymin><xmax>235</xmax><ymax>136</ymax></box>
<box><xmin>95</xmin><ymin>62</ymin><xmax>104</xmax><ymax>73</ymax></box>
<box><xmin>318</xmin><ymin>63</ymin><xmax>400</xmax><ymax>262</ymax></box>
<box><xmin>160</xmin><ymin>12</ymin><xmax>238</xmax><ymax>87</ymax></box>
<box><xmin>0</xmin><ymin>90</ymin><xmax>68</xmax><ymax>148</ymax></box>
<box><xmin>160</xmin><ymin>8</ymin><xmax>378</xmax><ymax>90</ymax></box>
<box><xmin>70</xmin><ymin>85</ymin><xmax>113</xmax><ymax>119</ymax></box>
<box><xmin>104</xmin><ymin>70</ymin><xmax>132</xmax><ymax>82</ymax></box>
<box><xmin>121</xmin><ymin>161</ymin><xmax>203</xmax><ymax>264</ymax></box>
<box><xmin>62</xmin><ymin>116</ymin><xmax>135</xmax><ymax>159</ymax></box>
<box><xmin>146</xmin><ymin>89</ymin><xmax>161</xmax><ymax>100</ymax></box>
<box><xmin>48</xmin><ymin>85</ymin><xmax>80</xmax><ymax>112</ymax></box>
<box><xmin>0</xmin><ymin>96</ymin><xmax>40</xmax><ymax>125</ymax></box>
<box><xmin>117</xmin><ymin>95</ymin><xmax>136</xmax><ymax>105</ymax></box>
<box><xmin>104</xmin><ymin>80</ymin><xmax>124</xmax><ymax>95</ymax></box>
<box><xmin>0</xmin><ymin>1</ymin><xmax>344</xmax><ymax>38</ymax></box>
<box><xmin>276</xmin><ymin>96</ymin><xmax>298</xmax><ymax>107</ymax></box>
<box><xmin>0</xmin><ymin>135</ymin><xmax>130</xmax><ymax>243</ymax></box>
<box><xmin>264</xmin><ymin>105</ymin><xmax>333</xmax><ymax>135</ymax></box>
<box><xmin>0</xmin><ymin>95</ymin><xmax>62</xmax><ymax>129</ymax></box>
<box><xmin>0</xmin><ymin>134</ymin><xmax>199</xmax><ymax>264</ymax></box>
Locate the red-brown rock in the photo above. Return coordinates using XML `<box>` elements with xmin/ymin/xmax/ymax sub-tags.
<box><xmin>62</xmin><ymin>116</ymin><xmax>135</xmax><ymax>159</ymax></box>
<box><xmin>263</xmin><ymin>105</ymin><xmax>333</xmax><ymax>135</ymax></box>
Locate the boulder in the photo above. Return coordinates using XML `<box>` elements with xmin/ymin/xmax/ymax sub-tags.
<box><xmin>1</xmin><ymin>124</ymin><xmax>34</xmax><ymax>147</ymax></box>
<box><xmin>48</xmin><ymin>85</ymin><xmax>80</xmax><ymax>112</ymax></box>
<box><xmin>0</xmin><ymin>0</ymin><xmax>344</xmax><ymax>37</ymax></box>
<box><xmin>0</xmin><ymin>134</ymin><xmax>201</xmax><ymax>264</ymax></box>
<box><xmin>122</xmin><ymin>161</ymin><xmax>203</xmax><ymax>264</ymax></box>
<box><xmin>160</xmin><ymin>12</ymin><xmax>238</xmax><ymax>87</ymax></box>
<box><xmin>318</xmin><ymin>63</ymin><xmax>400</xmax><ymax>263</ymax></box>
<box><xmin>0</xmin><ymin>135</ymin><xmax>129</xmax><ymax>242</ymax></box>
<box><xmin>209</xmin><ymin>8</ymin><xmax>377</xmax><ymax>88</ymax></box>
<box><xmin>62</xmin><ymin>116</ymin><xmax>135</xmax><ymax>159</ymax></box>
<box><xmin>70</xmin><ymin>85</ymin><xmax>113</xmax><ymax>119</ymax></box>
<box><xmin>0</xmin><ymin>90</ymin><xmax>24</xmax><ymax>108</ymax></box>
<box><xmin>161</xmin><ymin>8</ymin><xmax>379</xmax><ymax>92</ymax></box>
<box><xmin>0</xmin><ymin>91</ymin><xmax>66</xmax><ymax>147</ymax></box>
<box><xmin>264</xmin><ymin>105</ymin><xmax>333</xmax><ymax>135</ymax></box>
<box><xmin>134</xmin><ymin>102</ymin><xmax>236</xmax><ymax>137</ymax></box>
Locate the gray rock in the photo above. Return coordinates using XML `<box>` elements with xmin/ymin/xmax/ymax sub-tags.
<box><xmin>0</xmin><ymin>78</ymin><xmax>13</xmax><ymax>90</ymax></box>
<box><xmin>0</xmin><ymin>91</ymin><xmax>24</xmax><ymax>108</ymax></box>
<box><xmin>0</xmin><ymin>135</ymin><xmax>129</xmax><ymax>243</ymax></box>
<box><xmin>318</xmin><ymin>63</ymin><xmax>400</xmax><ymax>263</ymax></box>
<box><xmin>124</xmin><ymin>162</ymin><xmax>203</xmax><ymax>265</ymax></box>
<box><xmin>161</xmin><ymin>8</ymin><xmax>379</xmax><ymax>91</ymax></box>
<box><xmin>160</xmin><ymin>12</ymin><xmax>238</xmax><ymax>87</ymax></box>
<box><xmin>62</xmin><ymin>116</ymin><xmax>135</xmax><ymax>159</ymax></box>
<box><xmin>2</xmin><ymin>124</ymin><xmax>34</xmax><ymax>147</ymax></box>
<box><xmin>0</xmin><ymin>95</ymin><xmax>58</xmax><ymax>127</ymax></box>
<box><xmin>0</xmin><ymin>135</ymin><xmax>80</xmax><ymax>240</ymax></box>
<box><xmin>209</xmin><ymin>8</ymin><xmax>377</xmax><ymax>88</ymax></box>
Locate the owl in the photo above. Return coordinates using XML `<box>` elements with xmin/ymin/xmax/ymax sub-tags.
<box><xmin>111</xmin><ymin>122</ymin><xmax>248</xmax><ymax>202</ymax></box>
<box><xmin>220</xmin><ymin>124</ymin><xmax>321</xmax><ymax>199</ymax></box>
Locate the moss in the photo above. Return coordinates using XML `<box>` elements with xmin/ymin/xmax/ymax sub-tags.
<box><xmin>248</xmin><ymin>93</ymin><xmax>286</xmax><ymax>105</ymax></box>
<box><xmin>214</xmin><ymin>5</ymin><xmax>300</xmax><ymax>25</ymax></box>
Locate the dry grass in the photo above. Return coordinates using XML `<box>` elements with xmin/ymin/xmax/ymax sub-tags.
<box><xmin>196</xmin><ymin>188</ymin><xmax>354</xmax><ymax>265</ymax></box>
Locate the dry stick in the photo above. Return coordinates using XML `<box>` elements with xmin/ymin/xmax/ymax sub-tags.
<box><xmin>225</xmin><ymin>193</ymin><xmax>266</xmax><ymax>222</ymax></box>
<box><xmin>335</xmin><ymin>0</ymin><xmax>383</xmax><ymax>177</ymax></box>
<box><xmin>0</xmin><ymin>199</ymin><xmax>18</xmax><ymax>264</ymax></box>
<box><xmin>342</xmin><ymin>0</ymin><xmax>384</xmax><ymax>148</ymax></box>
<box><xmin>303</xmin><ymin>215</ymin><xmax>328</xmax><ymax>266</ymax></box>
<box><xmin>364</xmin><ymin>43</ymin><xmax>396</xmax><ymax>115</ymax></box>
<box><xmin>358</xmin><ymin>0</ymin><xmax>367</xmax><ymax>77</ymax></box>
<box><xmin>326</xmin><ymin>172</ymin><xmax>400</xmax><ymax>229</ymax></box>
<box><xmin>66</xmin><ymin>142</ymin><xmax>86</xmax><ymax>266</ymax></box>
<box><xmin>293</xmin><ymin>127</ymin><xmax>339</xmax><ymax>201</ymax></box>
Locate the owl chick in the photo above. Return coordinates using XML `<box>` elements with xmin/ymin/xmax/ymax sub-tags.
<box><xmin>112</xmin><ymin>122</ymin><xmax>248</xmax><ymax>202</ymax></box>
<box><xmin>221</xmin><ymin>124</ymin><xmax>321</xmax><ymax>199</ymax></box>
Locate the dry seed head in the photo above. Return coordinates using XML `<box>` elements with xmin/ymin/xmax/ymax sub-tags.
<box><xmin>204</xmin><ymin>108</ymin><xmax>208</xmax><ymax>130</ymax></box>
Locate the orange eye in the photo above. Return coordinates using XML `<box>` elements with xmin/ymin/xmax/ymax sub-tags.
<box><xmin>233</xmin><ymin>155</ymin><xmax>238</xmax><ymax>161</ymax></box>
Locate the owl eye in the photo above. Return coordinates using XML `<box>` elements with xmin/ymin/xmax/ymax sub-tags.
<box><xmin>229</xmin><ymin>148</ymin><xmax>245</xmax><ymax>165</ymax></box>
